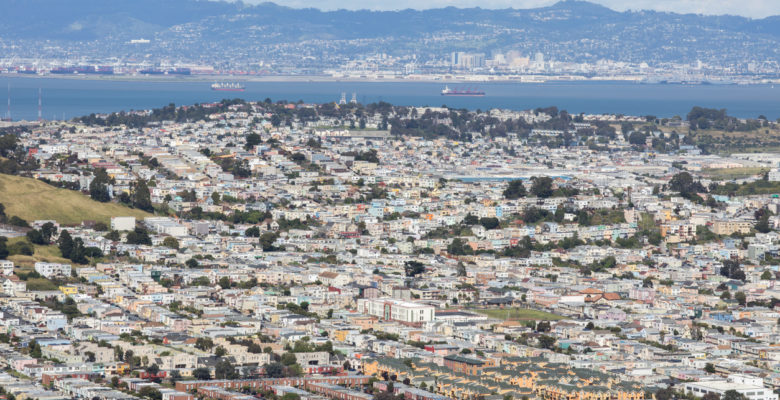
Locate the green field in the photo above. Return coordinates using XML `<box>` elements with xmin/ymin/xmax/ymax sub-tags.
<box><xmin>473</xmin><ymin>308</ymin><xmax>567</xmax><ymax>321</ymax></box>
<box><xmin>700</xmin><ymin>167</ymin><xmax>768</xmax><ymax>181</ymax></box>
<box><xmin>0</xmin><ymin>173</ymin><xmax>151</xmax><ymax>226</ymax></box>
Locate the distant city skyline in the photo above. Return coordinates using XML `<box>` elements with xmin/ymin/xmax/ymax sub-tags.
<box><xmin>251</xmin><ymin>0</ymin><xmax>780</xmax><ymax>18</ymax></box>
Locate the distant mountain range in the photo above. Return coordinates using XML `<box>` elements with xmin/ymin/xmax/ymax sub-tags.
<box><xmin>3</xmin><ymin>0</ymin><xmax>780</xmax><ymax>65</ymax></box>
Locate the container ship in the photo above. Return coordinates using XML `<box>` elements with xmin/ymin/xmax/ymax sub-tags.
<box><xmin>211</xmin><ymin>82</ymin><xmax>246</xmax><ymax>92</ymax></box>
<box><xmin>441</xmin><ymin>86</ymin><xmax>485</xmax><ymax>96</ymax></box>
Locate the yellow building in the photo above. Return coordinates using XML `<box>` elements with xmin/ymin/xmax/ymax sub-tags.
<box><xmin>59</xmin><ymin>285</ymin><xmax>78</xmax><ymax>295</ymax></box>
<box><xmin>711</xmin><ymin>220</ymin><xmax>753</xmax><ymax>235</ymax></box>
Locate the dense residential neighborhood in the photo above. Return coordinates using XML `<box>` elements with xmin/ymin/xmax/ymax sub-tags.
<box><xmin>0</xmin><ymin>99</ymin><xmax>780</xmax><ymax>400</ymax></box>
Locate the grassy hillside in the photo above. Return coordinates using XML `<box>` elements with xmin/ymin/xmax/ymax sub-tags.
<box><xmin>6</xmin><ymin>236</ymin><xmax>71</xmax><ymax>269</ymax></box>
<box><xmin>0</xmin><ymin>173</ymin><xmax>152</xmax><ymax>226</ymax></box>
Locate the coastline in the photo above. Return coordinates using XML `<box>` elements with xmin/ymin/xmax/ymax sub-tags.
<box><xmin>1</xmin><ymin>72</ymin><xmax>774</xmax><ymax>85</ymax></box>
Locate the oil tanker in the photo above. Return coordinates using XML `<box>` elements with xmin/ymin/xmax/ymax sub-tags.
<box><xmin>441</xmin><ymin>86</ymin><xmax>485</xmax><ymax>96</ymax></box>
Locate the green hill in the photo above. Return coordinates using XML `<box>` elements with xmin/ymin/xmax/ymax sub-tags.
<box><xmin>0</xmin><ymin>173</ymin><xmax>152</xmax><ymax>226</ymax></box>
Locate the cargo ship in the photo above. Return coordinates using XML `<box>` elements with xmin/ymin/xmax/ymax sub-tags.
<box><xmin>211</xmin><ymin>82</ymin><xmax>246</xmax><ymax>92</ymax></box>
<box><xmin>441</xmin><ymin>86</ymin><xmax>485</xmax><ymax>96</ymax></box>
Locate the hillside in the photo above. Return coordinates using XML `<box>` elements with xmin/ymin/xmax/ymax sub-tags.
<box><xmin>2</xmin><ymin>0</ymin><xmax>780</xmax><ymax>65</ymax></box>
<box><xmin>5</xmin><ymin>236</ymin><xmax>71</xmax><ymax>270</ymax></box>
<box><xmin>0</xmin><ymin>174</ymin><xmax>151</xmax><ymax>226</ymax></box>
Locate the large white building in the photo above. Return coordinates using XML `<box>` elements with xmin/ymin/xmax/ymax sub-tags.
<box><xmin>357</xmin><ymin>298</ymin><xmax>435</xmax><ymax>325</ymax></box>
<box><xmin>34</xmin><ymin>262</ymin><xmax>72</xmax><ymax>278</ymax></box>
<box><xmin>683</xmin><ymin>375</ymin><xmax>778</xmax><ymax>400</ymax></box>
<box><xmin>144</xmin><ymin>217</ymin><xmax>188</xmax><ymax>237</ymax></box>
<box><xmin>111</xmin><ymin>216</ymin><xmax>136</xmax><ymax>231</ymax></box>
<box><xmin>0</xmin><ymin>260</ymin><xmax>13</xmax><ymax>275</ymax></box>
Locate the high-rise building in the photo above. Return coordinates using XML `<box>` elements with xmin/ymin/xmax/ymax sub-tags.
<box><xmin>450</xmin><ymin>51</ymin><xmax>486</xmax><ymax>70</ymax></box>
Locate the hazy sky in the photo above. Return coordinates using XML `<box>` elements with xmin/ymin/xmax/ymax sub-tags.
<box><xmin>256</xmin><ymin>0</ymin><xmax>780</xmax><ymax>18</ymax></box>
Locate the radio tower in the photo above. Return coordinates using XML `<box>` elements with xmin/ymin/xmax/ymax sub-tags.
<box><xmin>38</xmin><ymin>88</ymin><xmax>42</xmax><ymax>121</ymax></box>
<box><xmin>339</xmin><ymin>92</ymin><xmax>347</xmax><ymax>105</ymax></box>
<box><xmin>350</xmin><ymin>92</ymin><xmax>357</xmax><ymax>104</ymax></box>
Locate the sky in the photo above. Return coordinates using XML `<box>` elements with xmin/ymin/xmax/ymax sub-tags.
<box><xmin>251</xmin><ymin>0</ymin><xmax>780</xmax><ymax>18</ymax></box>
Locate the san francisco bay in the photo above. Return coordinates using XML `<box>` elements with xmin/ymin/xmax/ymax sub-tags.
<box><xmin>1</xmin><ymin>75</ymin><xmax>779</xmax><ymax>121</ymax></box>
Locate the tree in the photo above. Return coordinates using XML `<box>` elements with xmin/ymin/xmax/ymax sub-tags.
<box><xmin>456</xmin><ymin>262</ymin><xmax>467</xmax><ymax>277</ymax></box>
<box><xmin>8</xmin><ymin>216</ymin><xmax>28</xmax><ymax>228</ymax></box>
<box><xmin>58</xmin><ymin>230</ymin><xmax>74</xmax><ymax>259</ymax></box>
<box><xmin>0</xmin><ymin>237</ymin><xmax>7</xmax><ymax>260</ymax></box>
<box><xmin>734</xmin><ymin>291</ymin><xmax>747</xmax><ymax>306</ymax></box>
<box><xmin>215</xmin><ymin>346</ymin><xmax>227</xmax><ymax>357</ymax></box>
<box><xmin>218</xmin><ymin>277</ymin><xmax>231</xmax><ymax>289</ymax></box>
<box><xmin>702</xmin><ymin>393</ymin><xmax>721</xmax><ymax>400</ymax></box>
<box><xmin>538</xmin><ymin>335</ymin><xmax>556</xmax><ymax>349</ymax></box>
<box><xmin>755</xmin><ymin>214</ymin><xmax>771</xmax><ymax>233</ymax></box>
<box><xmin>554</xmin><ymin>206</ymin><xmax>565</xmax><ymax>223</ymax></box>
<box><xmin>26</xmin><ymin>229</ymin><xmax>45</xmax><ymax>245</ymax></box>
<box><xmin>761</xmin><ymin>270</ymin><xmax>773</xmax><ymax>280</ymax></box>
<box><xmin>628</xmin><ymin>131</ymin><xmax>646</xmax><ymax>145</ymax></box>
<box><xmin>138</xmin><ymin>387</ymin><xmax>162</xmax><ymax>400</ymax></box>
<box><xmin>536</xmin><ymin>321</ymin><xmax>551</xmax><ymax>332</ymax></box>
<box><xmin>245</xmin><ymin>226</ymin><xmax>260</xmax><ymax>237</ymax></box>
<box><xmin>162</xmin><ymin>236</ymin><xmax>179</xmax><ymax>249</ymax></box>
<box><xmin>168</xmin><ymin>370</ymin><xmax>181</xmax><ymax>382</ymax></box>
<box><xmin>215</xmin><ymin>359</ymin><xmax>238</xmax><ymax>379</ymax></box>
<box><xmin>447</xmin><ymin>238</ymin><xmax>470</xmax><ymax>255</ymax></box>
<box><xmin>721</xmin><ymin>259</ymin><xmax>745</xmax><ymax>281</ymax></box>
<box><xmin>185</xmin><ymin>258</ymin><xmax>199</xmax><ymax>269</ymax></box>
<box><xmin>655</xmin><ymin>388</ymin><xmax>674</xmax><ymax>400</ymax></box>
<box><xmin>669</xmin><ymin>172</ymin><xmax>705</xmax><ymax>197</ymax></box>
<box><xmin>479</xmin><ymin>217</ymin><xmax>500</xmax><ymax>230</ymax></box>
<box><xmin>404</xmin><ymin>261</ymin><xmax>425</xmax><ymax>277</ymax></box>
<box><xmin>195</xmin><ymin>337</ymin><xmax>214</xmax><ymax>351</ymax></box>
<box><xmin>0</xmin><ymin>134</ymin><xmax>18</xmax><ymax>157</ymax></box>
<box><xmin>146</xmin><ymin>363</ymin><xmax>160</xmax><ymax>375</ymax></box>
<box><xmin>530</xmin><ymin>176</ymin><xmax>554</xmax><ymax>198</ymax></box>
<box><xmin>259</xmin><ymin>232</ymin><xmax>279</xmax><ymax>251</ymax></box>
<box><xmin>68</xmin><ymin>238</ymin><xmax>89</xmax><ymax>264</ymax></box>
<box><xmin>723</xmin><ymin>390</ymin><xmax>748</xmax><ymax>400</ymax></box>
<box><xmin>133</xmin><ymin>180</ymin><xmax>153</xmax><ymax>212</ymax></box>
<box><xmin>503</xmin><ymin>179</ymin><xmax>527</xmax><ymax>199</ymax></box>
<box><xmin>40</xmin><ymin>222</ymin><xmax>57</xmax><ymax>242</ymax></box>
<box><xmin>126</xmin><ymin>227</ymin><xmax>152</xmax><ymax>245</ymax></box>
<box><xmin>280</xmin><ymin>352</ymin><xmax>297</xmax><ymax>366</ymax></box>
<box><xmin>245</xmin><ymin>133</ymin><xmax>261</xmax><ymax>150</ymax></box>
<box><xmin>265</xmin><ymin>362</ymin><xmax>285</xmax><ymax>378</ymax></box>
<box><xmin>29</xmin><ymin>339</ymin><xmax>42</xmax><ymax>358</ymax></box>
<box><xmin>704</xmin><ymin>363</ymin><xmax>716</xmax><ymax>373</ymax></box>
<box><xmin>192</xmin><ymin>367</ymin><xmax>211</xmax><ymax>380</ymax></box>
<box><xmin>105</xmin><ymin>230</ymin><xmax>121</xmax><ymax>242</ymax></box>
<box><xmin>463</xmin><ymin>213</ymin><xmax>479</xmax><ymax>225</ymax></box>
<box><xmin>89</xmin><ymin>168</ymin><xmax>111</xmax><ymax>202</ymax></box>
